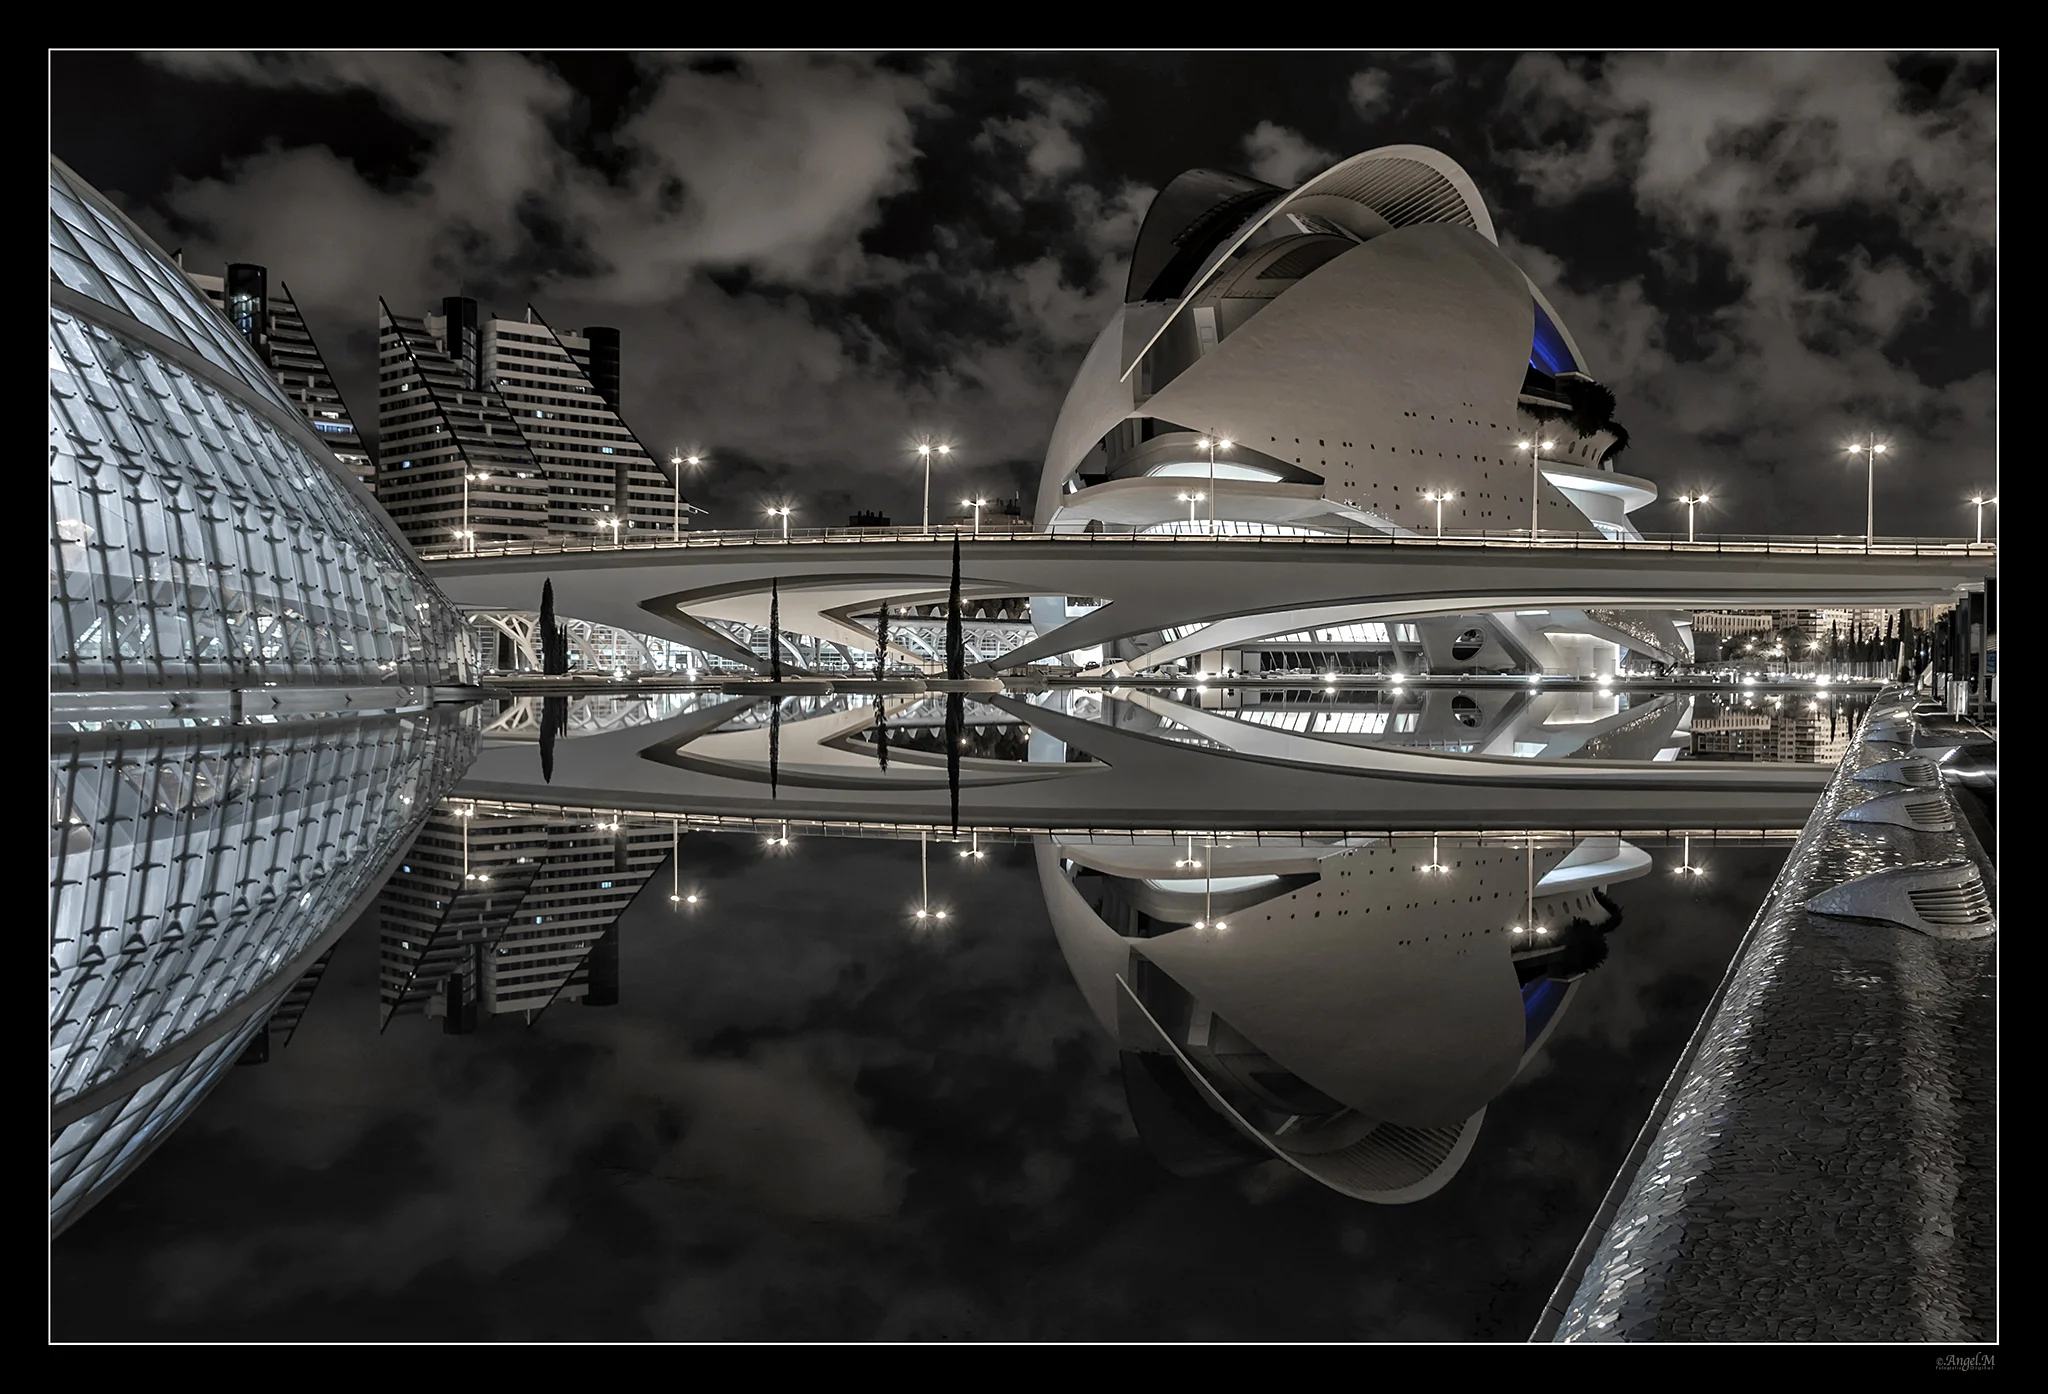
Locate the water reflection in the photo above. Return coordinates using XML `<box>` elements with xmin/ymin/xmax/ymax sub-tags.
<box><xmin>1047</xmin><ymin>831</ymin><xmax>1641</xmax><ymax>1200</ymax></box>
<box><xmin>521</xmin><ymin>683</ymin><xmax>1873</xmax><ymax>772</ymax></box>
<box><xmin>339</xmin><ymin>806</ymin><xmax>1731</xmax><ymax>1207</ymax></box>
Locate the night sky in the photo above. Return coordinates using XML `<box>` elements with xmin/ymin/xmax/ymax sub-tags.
<box><xmin>49</xmin><ymin>51</ymin><xmax>1996</xmax><ymax>537</ymax></box>
<box><xmin>51</xmin><ymin>830</ymin><xmax>1780</xmax><ymax>1341</ymax></box>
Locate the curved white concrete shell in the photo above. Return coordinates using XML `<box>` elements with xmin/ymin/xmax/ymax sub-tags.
<box><xmin>1039</xmin><ymin>144</ymin><xmax>1650</xmax><ymax>543</ymax></box>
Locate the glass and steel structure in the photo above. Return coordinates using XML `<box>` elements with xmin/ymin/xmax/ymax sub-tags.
<box><xmin>49</xmin><ymin>157</ymin><xmax>480</xmax><ymax>1234</ymax></box>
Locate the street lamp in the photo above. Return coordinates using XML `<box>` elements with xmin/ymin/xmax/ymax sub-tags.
<box><xmin>958</xmin><ymin>830</ymin><xmax>985</xmax><ymax>861</ymax></box>
<box><xmin>1198</xmin><ymin>436</ymin><xmax>1232</xmax><ymax>538</ymax></box>
<box><xmin>961</xmin><ymin>497</ymin><xmax>989</xmax><ymax>538</ymax></box>
<box><xmin>600</xmin><ymin>515</ymin><xmax>623</xmax><ymax>548</ymax></box>
<box><xmin>767</xmin><ymin>505</ymin><xmax>793</xmax><ymax>540</ymax></box>
<box><xmin>668</xmin><ymin>821</ymin><xmax>701</xmax><ymax>910</ymax></box>
<box><xmin>1422</xmin><ymin>489</ymin><xmax>1451</xmax><ymax>537</ymax></box>
<box><xmin>670</xmin><ymin>452</ymin><xmax>702</xmax><ymax>537</ymax></box>
<box><xmin>917</xmin><ymin>443</ymin><xmax>953</xmax><ymax>531</ymax></box>
<box><xmin>1967</xmin><ymin>494</ymin><xmax>1996</xmax><ymax>545</ymax></box>
<box><xmin>1676</xmin><ymin>492</ymin><xmax>1709</xmax><ymax>544</ymax></box>
<box><xmin>1515</xmin><ymin>440</ymin><xmax>1555</xmax><ymax>541</ymax></box>
<box><xmin>1176</xmin><ymin>491</ymin><xmax>1205</xmax><ymax>530</ymax></box>
<box><xmin>461</xmin><ymin>470</ymin><xmax>490</xmax><ymax>551</ymax></box>
<box><xmin>1192</xmin><ymin>836</ymin><xmax>1228</xmax><ymax>932</ymax></box>
<box><xmin>913</xmin><ymin>830</ymin><xmax>949</xmax><ymax>925</ymax></box>
<box><xmin>1843</xmin><ymin>437</ymin><xmax>1888</xmax><ymax>550</ymax></box>
<box><xmin>1676</xmin><ymin>834</ymin><xmax>1705</xmax><ymax>878</ymax></box>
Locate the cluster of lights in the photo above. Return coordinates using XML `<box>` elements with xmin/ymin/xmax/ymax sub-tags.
<box><xmin>913</xmin><ymin>906</ymin><xmax>950</xmax><ymax>922</ymax></box>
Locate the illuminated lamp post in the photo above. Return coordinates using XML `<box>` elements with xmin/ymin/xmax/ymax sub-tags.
<box><xmin>1422</xmin><ymin>489</ymin><xmax>1451</xmax><ymax>537</ymax></box>
<box><xmin>1516</xmin><ymin>440</ymin><xmax>1557</xmax><ymax>541</ymax></box>
<box><xmin>1968</xmin><ymin>494</ymin><xmax>1996</xmax><ymax>545</ymax></box>
<box><xmin>462</xmin><ymin>470</ymin><xmax>489</xmax><ymax>551</ymax></box>
<box><xmin>1199</xmin><ymin>436</ymin><xmax>1233</xmax><ymax>538</ymax></box>
<box><xmin>1676</xmin><ymin>492</ymin><xmax>1708</xmax><ymax>544</ymax></box>
<box><xmin>1844</xmin><ymin>437</ymin><xmax>1887</xmax><ymax>550</ymax></box>
<box><xmin>917</xmin><ymin>443</ymin><xmax>952</xmax><ymax>531</ymax></box>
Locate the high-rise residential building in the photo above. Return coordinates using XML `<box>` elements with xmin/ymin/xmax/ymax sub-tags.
<box><xmin>377</xmin><ymin>297</ymin><xmax>693</xmax><ymax>550</ymax></box>
<box><xmin>182</xmin><ymin>261</ymin><xmax>375</xmax><ymax>490</ymax></box>
<box><xmin>377</xmin><ymin>804</ymin><xmax>669</xmax><ymax>1031</ymax></box>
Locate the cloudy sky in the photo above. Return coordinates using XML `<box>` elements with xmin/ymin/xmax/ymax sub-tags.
<box><xmin>52</xmin><ymin>826</ymin><xmax>1780</xmax><ymax>1341</ymax></box>
<box><xmin>50</xmin><ymin>51</ymin><xmax>1995</xmax><ymax>536</ymax></box>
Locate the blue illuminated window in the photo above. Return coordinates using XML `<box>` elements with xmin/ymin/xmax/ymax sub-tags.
<box><xmin>1531</xmin><ymin>301</ymin><xmax>1577</xmax><ymax>375</ymax></box>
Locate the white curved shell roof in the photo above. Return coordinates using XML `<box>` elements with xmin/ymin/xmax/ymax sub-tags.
<box><xmin>1118</xmin><ymin>145</ymin><xmax>1499</xmax><ymax>386</ymax></box>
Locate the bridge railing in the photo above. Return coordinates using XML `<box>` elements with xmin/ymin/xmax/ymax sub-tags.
<box><xmin>417</xmin><ymin>525</ymin><xmax>1997</xmax><ymax>563</ymax></box>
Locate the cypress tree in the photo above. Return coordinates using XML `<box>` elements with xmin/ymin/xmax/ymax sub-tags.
<box><xmin>947</xmin><ymin>534</ymin><xmax>965</xmax><ymax>681</ymax></box>
<box><xmin>539</xmin><ymin>579</ymin><xmax>569</xmax><ymax>675</ymax></box>
<box><xmin>768</xmin><ymin>577</ymin><xmax>782</xmax><ymax>682</ymax></box>
<box><xmin>945</xmin><ymin>692</ymin><xmax>963</xmax><ymax>833</ymax></box>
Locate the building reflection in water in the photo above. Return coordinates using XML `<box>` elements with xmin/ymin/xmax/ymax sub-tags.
<box><xmin>47</xmin><ymin>156</ymin><xmax>478</xmax><ymax>1234</ymax></box>
<box><xmin>1042</xmin><ymin>831</ymin><xmax>1646</xmax><ymax>1200</ymax></box>
<box><xmin>376</xmin><ymin>804</ymin><xmax>670</xmax><ymax>1031</ymax></box>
